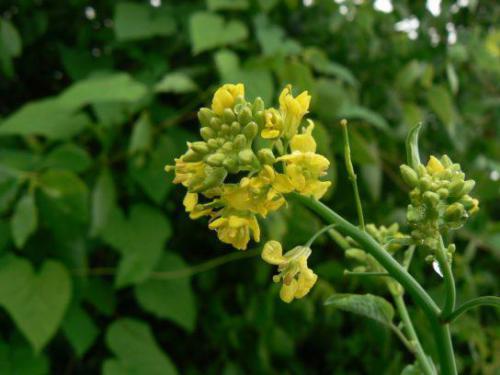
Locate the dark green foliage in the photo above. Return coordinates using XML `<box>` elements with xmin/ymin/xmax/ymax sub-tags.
<box><xmin>0</xmin><ymin>0</ymin><xmax>498</xmax><ymax>374</ymax></box>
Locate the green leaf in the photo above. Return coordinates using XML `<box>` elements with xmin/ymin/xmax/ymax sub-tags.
<box><xmin>338</xmin><ymin>105</ymin><xmax>390</xmax><ymax>132</ymax></box>
<box><xmin>135</xmin><ymin>253</ymin><xmax>196</xmax><ymax>332</ymax></box>
<box><xmin>190</xmin><ymin>12</ymin><xmax>248</xmax><ymax>54</ymax></box>
<box><xmin>325</xmin><ymin>293</ymin><xmax>395</xmax><ymax>327</ymax></box>
<box><xmin>90</xmin><ymin>168</ymin><xmax>116</xmax><ymax>237</ymax></box>
<box><xmin>11</xmin><ymin>193</ymin><xmax>38</xmax><ymax>249</ymax></box>
<box><xmin>154</xmin><ymin>72</ymin><xmax>198</xmax><ymax>94</ymax></box>
<box><xmin>83</xmin><ymin>278</ymin><xmax>116</xmax><ymax>316</ymax></box>
<box><xmin>102</xmin><ymin>205</ymin><xmax>171</xmax><ymax>288</ymax></box>
<box><xmin>207</xmin><ymin>0</ymin><xmax>249</xmax><ymax>11</ymax></box>
<box><xmin>0</xmin><ymin>19</ymin><xmax>22</xmax><ymax>57</ymax></box>
<box><xmin>43</xmin><ymin>143</ymin><xmax>92</xmax><ymax>173</ymax></box>
<box><xmin>303</xmin><ymin>47</ymin><xmax>358</xmax><ymax>87</ymax></box>
<box><xmin>426</xmin><ymin>85</ymin><xmax>456</xmax><ymax>135</ymax></box>
<box><xmin>0</xmin><ymin>176</ymin><xmax>19</xmax><ymax>214</ymax></box>
<box><xmin>114</xmin><ymin>2</ymin><xmax>176</xmax><ymax>41</ymax></box>
<box><xmin>129</xmin><ymin>112</ymin><xmax>152</xmax><ymax>155</ymax></box>
<box><xmin>103</xmin><ymin>318</ymin><xmax>177</xmax><ymax>375</ymax></box>
<box><xmin>62</xmin><ymin>304</ymin><xmax>99</xmax><ymax>357</ymax></box>
<box><xmin>254</xmin><ymin>15</ymin><xmax>301</xmax><ymax>57</ymax></box>
<box><xmin>0</xmin><ymin>255</ymin><xmax>72</xmax><ymax>351</ymax></box>
<box><xmin>0</xmin><ymin>339</ymin><xmax>49</xmax><ymax>375</ymax></box>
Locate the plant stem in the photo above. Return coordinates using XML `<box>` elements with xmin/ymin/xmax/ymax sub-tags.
<box><xmin>435</xmin><ymin>235</ymin><xmax>456</xmax><ymax>318</ymax></box>
<box><xmin>292</xmin><ymin>194</ymin><xmax>457</xmax><ymax>375</ymax></box>
<box><xmin>442</xmin><ymin>296</ymin><xmax>500</xmax><ymax>323</ymax></box>
<box><xmin>393</xmin><ymin>293</ymin><xmax>435</xmax><ymax>375</ymax></box>
<box><xmin>340</xmin><ymin>120</ymin><xmax>365</xmax><ymax>231</ymax></box>
<box><xmin>305</xmin><ymin>224</ymin><xmax>337</xmax><ymax>247</ymax></box>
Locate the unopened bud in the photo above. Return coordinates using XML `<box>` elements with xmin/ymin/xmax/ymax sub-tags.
<box><xmin>230</xmin><ymin>121</ymin><xmax>241</xmax><ymax>134</ymax></box>
<box><xmin>223</xmin><ymin>108</ymin><xmax>236</xmax><ymax>124</ymax></box>
<box><xmin>200</xmin><ymin>127</ymin><xmax>215</xmax><ymax>141</ymax></box>
<box><xmin>182</xmin><ymin>150</ymin><xmax>203</xmax><ymax>162</ymax></box>
<box><xmin>191</xmin><ymin>141</ymin><xmax>209</xmax><ymax>154</ymax></box>
<box><xmin>448</xmin><ymin>179</ymin><xmax>465</xmax><ymax>197</ymax></box>
<box><xmin>205</xmin><ymin>153</ymin><xmax>225</xmax><ymax>166</ymax></box>
<box><xmin>460</xmin><ymin>180</ymin><xmax>476</xmax><ymax>196</ymax></box>
<box><xmin>423</xmin><ymin>191</ymin><xmax>440</xmax><ymax>206</ymax></box>
<box><xmin>400</xmin><ymin>165</ymin><xmax>419</xmax><ymax>187</ymax></box>
<box><xmin>238</xmin><ymin>107</ymin><xmax>252</xmax><ymax>125</ymax></box>
<box><xmin>221</xmin><ymin>141</ymin><xmax>233</xmax><ymax>152</ymax></box>
<box><xmin>243</xmin><ymin>122</ymin><xmax>258</xmax><ymax>140</ymax></box>
<box><xmin>209</xmin><ymin>117</ymin><xmax>222</xmax><ymax>130</ymax></box>
<box><xmin>238</xmin><ymin>149</ymin><xmax>256</xmax><ymax>165</ymax></box>
<box><xmin>198</xmin><ymin>108</ymin><xmax>213</xmax><ymax>127</ymax></box>
<box><xmin>257</xmin><ymin>148</ymin><xmax>276</xmax><ymax>165</ymax></box>
<box><xmin>252</xmin><ymin>97</ymin><xmax>265</xmax><ymax>112</ymax></box>
<box><xmin>233</xmin><ymin>134</ymin><xmax>247</xmax><ymax>149</ymax></box>
<box><xmin>195</xmin><ymin>167</ymin><xmax>227</xmax><ymax>191</ymax></box>
<box><xmin>444</xmin><ymin>202</ymin><xmax>466</xmax><ymax>223</ymax></box>
<box><xmin>223</xmin><ymin>157</ymin><xmax>238</xmax><ymax>173</ymax></box>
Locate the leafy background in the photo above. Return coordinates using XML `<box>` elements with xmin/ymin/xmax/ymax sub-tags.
<box><xmin>0</xmin><ymin>0</ymin><xmax>498</xmax><ymax>374</ymax></box>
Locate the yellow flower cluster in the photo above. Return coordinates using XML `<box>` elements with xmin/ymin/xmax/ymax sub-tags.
<box><xmin>261</xmin><ymin>241</ymin><xmax>318</xmax><ymax>303</ymax></box>
<box><xmin>166</xmin><ymin>83</ymin><xmax>331</xmax><ymax>250</ymax></box>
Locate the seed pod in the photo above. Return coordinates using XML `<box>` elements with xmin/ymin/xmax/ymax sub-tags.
<box><xmin>223</xmin><ymin>108</ymin><xmax>236</xmax><ymax>124</ymax></box>
<box><xmin>191</xmin><ymin>141</ymin><xmax>209</xmax><ymax>154</ymax></box>
<box><xmin>257</xmin><ymin>148</ymin><xmax>276</xmax><ymax>165</ymax></box>
<box><xmin>237</xmin><ymin>106</ymin><xmax>252</xmax><ymax>125</ymax></box>
<box><xmin>242</xmin><ymin>122</ymin><xmax>258</xmax><ymax>140</ymax></box>
<box><xmin>200</xmin><ymin>127</ymin><xmax>215</xmax><ymax>141</ymax></box>
<box><xmin>205</xmin><ymin>153</ymin><xmax>225</xmax><ymax>166</ymax></box>
<box><xmin>198</xmin><ymin>108</ymin><xmax>214</xmax><ymax>127</ymax></box>
<box><xmin>400</xmin><ymin>165</ymin><xmax>419</xmax><ymax>187</ymax></box>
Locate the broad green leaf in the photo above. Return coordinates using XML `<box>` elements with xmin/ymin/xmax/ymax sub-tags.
<box><xmin>90</xmin><ymin>168</ymin><xmax>116</xmax><ymax>237</ymax></box>
<box><xmin>254</xmin><ymin>15</ymin><xmax>301</xmax><ymax>57</ymax></box>
<box><xmin>207</xmin><ymin>0</ymin><xmax>249</xmax><ymax>11</ymax></box>
<box><xmin>114</xmin><ymin>2</ymin><xmax>176</xmax><ymax>41</ymax></box>
<box><xmin>0</xmin><ymin>99</ymin><xmax>91</xmax><ymax>139</ymax></box>
<box><xmin>83</xmin><ymin>278</ymin><xmax>116</xmax><ymax>316</ymax></box>
<box><xmin>0</xmin><ymin>339</ymin><xmax>49</xmax><ymax>375</ymax></box>
<box><xmin>62</xmin><ymin>304</ymin><xmax>99</xmax><ymax>357</ymax></box>
<box><xmin>11</xmin><ymin>193</ymin><xmax>38</xmax><ymax>249</ymax></box>
<box><xmin>303</xmin><ymin>47</ymin><xmax>358</xmax><ymax>87</ymax></box>
<box><xmin>338</xmin><ymin>105</ymin><xmax>390</xmax><ymax>132</ymax></box>
<box><xmin>0</xmin><ymin>176</ymin><xmax>19</xmax><ymax>214</ymax></box>
<box><xmin>135</xmin><ymin>253</ymin><xmax>196</xmax><ymax>332</ymax></box>
<box><xmin>325</xmin><ymin>293</ymin><xmax>395</xmax><ymax>327</ymax></box>
<box><xmin>154</xmin><ymin>72</ymin><xmax>198</xmax><ymax>94</ymax></box>
<box><xmin>130</xmin><ymin>135</ymin><xmax>177</xmax><ymax>203</ymax></box>
<box><xmin>0</xmin><ymin>19</ymin><xmax>22</xmax><ymax>57</ymax></box>
<box><xmin>190</xmin><ymin>12</ymin><xmax>248</xmax><ymax>54</ymax></box>
<box><xmin>313</xmin><ymin>78</ymin><xmax>346</xmax><ymax>122</ymax></box>
<box><xmin>103</xmin><ymin>318</ymin><xmax>177</xmax><ymax>375</ymax></box>
<box><xmin>0</xmin><ymin>255</ymin><xmax>71</xmax><ymax>351</ymax></box>
<box><xmin>43</xmin><ymin>143</ymin><xmax>92</xmax><ymax>173</ymax></box>
<box><xmin>426</xmin><ymin>85</ymin><xmax>456</xmax><ymax>135</ymax></box>
<box><xmin>102</xmin><ymin>204</ymin><xmax>171</xmax><ymax>288</ymax></box>
<box><xmin>128</xmin><ymin>112</ymin><xmax>152</xmax><ymax>155</ymax></box>
<box><xmin>58</xmin><ymin>73</ymin><xmax>148</xmax><ymax>109</ymax></box>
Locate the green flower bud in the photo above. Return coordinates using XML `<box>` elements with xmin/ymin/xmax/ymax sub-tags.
<box><xmin>233</xmin><ymin>134</ymin><xmax>247</xmax><ymax>149</ymax></box>
<box><xmin>230</xmin><ymin>121</ymin><xmax>241</xmax><ymax>134</ymax></box>
<box><xmin>444</xmin><ymin>202</ymin><xmax>466</xmax><ymax>223</ymax></box>
<box><xmin>221</xmin><ymin>141</ymin><xmax>233</xmax><ymax>152</ymax></box>
<box><xmin>191</xmin><ymin>141</ymin><xmax>209</xmax><ymax>154</ymax></box>
<box><xmin>257</xmin><ymin>148</ymin><xmax>276</xmax><ymax>165</ymax></box>
<box><xmin>437</xmin><ymin>188</ymin><xmax>449</xmax><ymax>199</ymax></box>
<box><xmin>206</xmin><ymin>153</ymin><xmax>225</xmax><ymax>166</ymax></box>
<box><xmin>238</xmin><ymin>149</ymin><xmax>257</xmax><ymax>165</ymax></box>
<box><xmin>223</xmin><ymin>108</ymin><xmax>236</xmax><ymax>124</ymax></box>
<box><xmin>207</xmin><ymin>139</ymin><xmax>219</xmax><ymax>149</ymax></box>
<box><xmin>441</xmin><ymin>155</ymin><xmax>453</xmax><ymax>167</ymax></box>
<box><xmin>182</xmin><ymin>150</ymin><xmax>203</xmax><ymax>162</ymax></box>
<box><xmin>420</xmin><ymin>176</ymin><xmax>433</xmax><ymax>191</ymax></box>
<box><xmin>209</xmin><ymin>117</ymin><xmax>222</xmax><ymax>130</ymax></box>
<box><xmin>400</xmin><ymin>164</ymin><xmax>419</xmax><ymax>187</ymax></box>
<box><xmin>243</xmin><ymin>122</ymin><xmax>258</xmax><ymax>140</ymax></box>
<box><xmin>448</xmin><ymin>179</ymin><xmax>465</xmax><ymax>197</ymax></box>
<box><xmin>194</xmin><ymin>166</ymin><xmax>227</xmax><ymax>192</ymax></box>
<box><xmin>423</xmin><ymin>191</ymin><xmax>440</xmax><ymax>206</ymax></box>
<box><xmin>223</xmin><ymin>157</ymin><xmax>238</xmax><ymax>173</ymax></box>
<box><xmin>460</xmin><ymin>180</ymin><xmax>476</xmax><ymax>196</ymax></box>
<box><xmin>448</xmin><ymin>244</ymin><xmax>456</xmax><ymax>254</ymax></box>
<box><xmin>254</xmin><ymin>110</ymin><xmax>265</xmax><ymax>127</ymax></box>
<box><xmin>459</xmin><ymin>195</ymin><xmax>475</xmax><ymax>210</ymax></box>
<box><xmin>252</xmin><ymin>97</ymin><xmax>265</xmax><ymax>113</ymax></box>
<box><xmin>237</xmin><ymin>107</ymin><xmax>252</xmax><ymax>125</ymax></box>
<box><xmin>345</xmin><ymin>248</ymin><xmax>368</xmax><ymax>262</ymax></box>
<box><xmin>200</xmin><ymin>127</ymin><xmax>215</xmax><ymax>141</ymax></box>
<box><xmin>198</xmin><ymin>108</ymin><xmax>214</xmax><ymax>127</ymax></box>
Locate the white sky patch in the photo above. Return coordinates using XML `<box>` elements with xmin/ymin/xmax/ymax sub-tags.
<box><xmin>395</xmin><ymin>16</ymin><xmax>420</xmax><ymax>40</ymax></box>
<box><xmin>150</xmin><ymin>0</ymin><xmax>161</xmax><ymax>7</ymax></box>
<box><xmin>84</xmin><ymin>6</ymin><xmax>96</xmax><ymax>20</ymax></box>
<box><xmin>426</xmin><ymin>0</ymin><xmax>441</xmax><ymax>16</ymax></box>
<box><xmin>374</xmin><ymin>0</ymin><xmax>393</xmax><ymax>13</ymax></box>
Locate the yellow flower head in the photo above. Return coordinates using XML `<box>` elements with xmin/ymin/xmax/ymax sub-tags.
<box><xmin>183</xmin><ymin>193</ymin><xmax>213</xmax><ymax>219</ymax></box>
<box><xmin>167</xmin><ymin>159</ymin><xmax>207</xmax><ymax>192</ymax></box>
<box><xmin>208</xmin><ymin>213</ymin><xmax>260</xmax><ymax>250</ymax></box>
<box><xmin>290</xmin><ymin>120</ymin><xmax>317</xmax><ymax>153</ymax></box>
<box><xmin>211</xmin><ymin>83</ymin><xmax>245</xmax><ymax>115</ymax></box>
<box><xmin>262</xmin><ymin>241</ymin><xmax>318</xmax><ymax>303</ymax></box>
<box><xmin>262</xmin><ymin>108</ymin><xmax>284</xmax><ymax>139</ymax></box>
<box><xmin>426</xmin><ymin>155</ymin><xmax>445</xmax><ymax>175</ymax></box>
<box><xmin>279</xmin><ymin>84</ymin><xmax>311</xmax><ymax>139</ymax></box>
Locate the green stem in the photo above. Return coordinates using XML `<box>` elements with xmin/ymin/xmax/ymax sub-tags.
<box><xmin>393</xmin><ymin>294</ymin><xmax>435</xmax><ymax>375</ymax></box>
<box><xmin>341</xmin><ymin>120</ymin><xmax>365</xmax><ymax>231</ymax></box>
<box><xmin>435</xmin><ymin>236</ymin><xmax>456</xmax><ymax>318</ymax></box>
<box><xmin>292</xmin><ymin>194</ymin><xmax>457</xmax><ymax>375</ymax></box>
<box><xmin>305</xmin><ymin>224</ymin><xmax>337</xmax><ymax>247</ymax></box>
<box><xmin>442</xmin><ymin>296</ymin><xmax>500</xmax><ymax>323</ymax></box>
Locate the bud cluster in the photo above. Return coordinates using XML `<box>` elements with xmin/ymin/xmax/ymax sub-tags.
<box><xmin>400</xmin><ymin>155</ymin><xmax>479</xmax><ymax>249</ymax></box>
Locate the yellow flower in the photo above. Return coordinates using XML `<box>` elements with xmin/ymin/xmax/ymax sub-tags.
<box><xmin>279</xmin><ymin>84</ymin><xmax>311</xmax><ymax>139</ymax></box>
<box><xmin>290</xmin><ymin>120</ymin><xmax>317</xmax><ymax>153</ymax></box>
<box><xmin>261</xmin><ymin>108</ymin><xmax>284</xmax><ymax>139</ymax></box>
<box><xmin>208</xmin><ymin>213</ymin><xmax>260</xmax><ymax>250</ymax></box>
<box><xmin>183</xmin><ymin>193</ymin><xmax>212</xmax><ymax>219</ymax></box>
<box><xmin>426</xmin><ymin>156</ymin><xmax>445</xmax><ymax>175</ymax></box>
<box><xmin>211</xmin><ymin>83</ymin><xmax>245</xmax><ymax>115</ymax></box>
<box><xmin>262</xmin><ymin>241</ymin><xmax>318</xmax><ymax>303</ymax></box>
<box><xmin>167</xmin><ymin>159</ymin><xmax>207</xmax><ymax>192</ymax></box>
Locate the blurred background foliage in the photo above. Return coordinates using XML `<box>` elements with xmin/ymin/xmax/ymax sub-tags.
<box><xmin>0</xmin><ymin>0</ymin><xmax>499</xmax><ymax>374</ymax></box>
